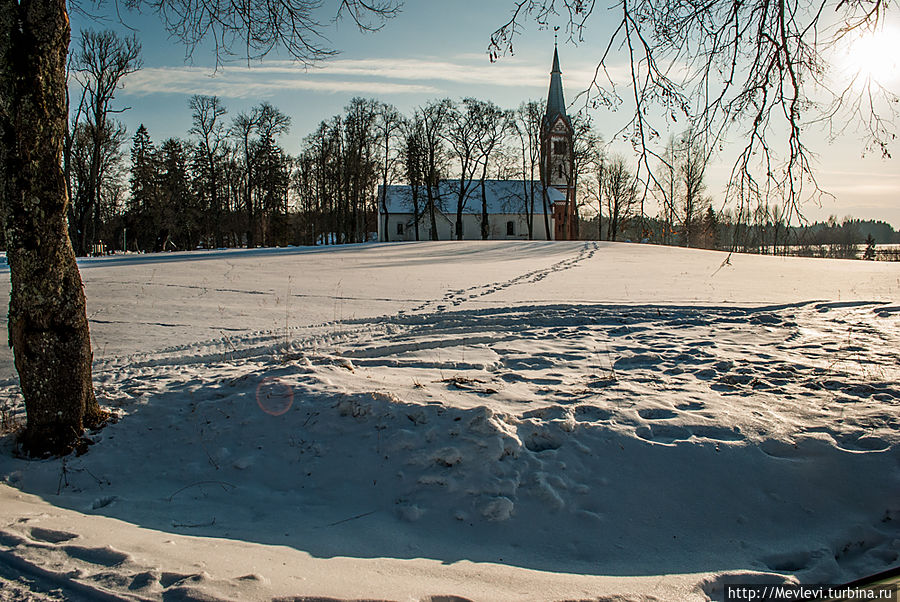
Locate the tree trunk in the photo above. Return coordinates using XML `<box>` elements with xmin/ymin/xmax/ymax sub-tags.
<box><xmin>597</xmin><ymin>176</ymin><xmax>603</xmax><ymax>241</ymax></box>
<box><xmin>242</xmin><ymin>137</ymin><xmax>254</xmax><ymax>248</ymax></box>
<box><xmin>541</xmin><ymin>185</ymin><xmax>551</xmax><ymax>240</ymax></box>
<box><xmin>411</xmin><ymin>184</ymin><xmax>420</xmax><ymax>241</ymax></box>
<box><xmin>455</xmin><ymin>178</ymin><xmax>465</xmax><ymax>241</ymax></box>
<box><xmin>426</xmin><ymin>172</ymin><xmax>438</xmax><ymax>241</ymax></box>
<box><xmin>479</xmin><ymin>164</ymin><xmax>489</xmax><ymax>240</ymax></box>
<box><xmin>211</xmin><ymin>155</ymin><xmax>222</xmax><ymax>249</ymax></box>
<box><xmin>0</xmin><ymin>0</ymin><xmax>105</xmax><ymax>456</ymax></box>
<box><xmin>523</xmin><ymin>176</ymin><xmax>532</xmax><ymax>240</ymax></box>
<box><xmin>381</xmin><ymin>161</ymin><xmax>390</xmax><ymax>242</ymax></box>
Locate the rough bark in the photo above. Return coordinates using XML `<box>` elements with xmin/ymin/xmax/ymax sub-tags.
<box><xmin>0</xmin><ymin>0</ymin><xmax>104</xmax><ymax>456</ymax></box>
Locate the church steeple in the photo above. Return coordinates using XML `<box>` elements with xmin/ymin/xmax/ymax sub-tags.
<box><xmin>540</xmin><ymin>43</ymin><xmax>577</xmax><ymax>241</ymax></box>
<box><xmin>545</xmin><ymin>44</ymin><xmax>568</xmax><ymax>127</ymax></box>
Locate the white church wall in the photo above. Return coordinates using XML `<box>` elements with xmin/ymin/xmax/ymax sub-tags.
<box><xmin>380</xmin><ymin>213</ymin><xmax>556</xmax><ymax>242</ymax></box>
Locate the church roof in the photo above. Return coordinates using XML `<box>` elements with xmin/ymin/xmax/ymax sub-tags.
<box><xmin>545</xmin><ymin>46</ymin><xmax>569</xmax><ymax>127</ymax></box>
<box><xmin>379</xmin><ymin>180</ymin><xmax>565</xmax><ymax>215</ymax></box>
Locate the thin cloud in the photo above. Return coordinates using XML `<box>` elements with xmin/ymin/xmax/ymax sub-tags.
<box><xmin>819</xmin><ymin>182</ymin><xmax>900</xmax><ymax>196</ymax></box>
<box><xmin>121</xmin><ymin>55</ymin><xmax>622</xmax><ymax>99</ymax></box>
<box><xmin>319</xmin><ymin>56</ymin><xmax>627</xmax><ymax>89</ymax></box>
<box><xmin>819</xmin><ymin>169</ymin><xmax>900</xmax><ymax>180</ymax></box>
<box><xmin>817</xmin><ymin>169</ymin><xmax>900</xmax><ymax>197</ymax></box>
<box><xmin>123</xmin><ymin>65</ymin><xmax>440</xmax><ymax>97</ymax></box>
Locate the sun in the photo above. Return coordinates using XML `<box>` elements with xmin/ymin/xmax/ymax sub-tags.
<box><xmin>838</xmin><ymin>26</ymin><xmax>900</xmax><ymax>88</ymax></box>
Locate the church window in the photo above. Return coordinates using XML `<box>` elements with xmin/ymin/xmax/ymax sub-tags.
<box><xmin>396</xmin><ymin>222</ymin><xmax>404</xmax><ymax>235</ymax></box>
<box><xmin>553</xmin><ymin>140</ymin><xmax>567</xmax><ymax>154</ymax></box>
<box><xmin>506</xmin><ymin>221</ymin><xmax>515</xmax><ymax>236</ymax></box>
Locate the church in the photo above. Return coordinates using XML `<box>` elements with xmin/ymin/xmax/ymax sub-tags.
<box><xmin>377</xmin><ymin>46</ymin><xmax>578</xmax><ymax>241</ymax></box>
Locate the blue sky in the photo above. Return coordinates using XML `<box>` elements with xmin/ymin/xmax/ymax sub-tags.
<box><xmin>69</xmin><ymin>1</ymin><xmax>900</xmax><ymax>227</ymax></box>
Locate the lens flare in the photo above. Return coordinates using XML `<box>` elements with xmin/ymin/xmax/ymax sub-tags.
<box><xmin>256</xmin><ymin>376</ymin><xmax>294</xmax><ymax>416</ymax></box>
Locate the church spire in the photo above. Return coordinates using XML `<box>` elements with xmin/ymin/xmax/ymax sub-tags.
<box><xmin>546</xmin><ymin>44</ymin><xmax>567</xmax><ymax>126</ymax></box>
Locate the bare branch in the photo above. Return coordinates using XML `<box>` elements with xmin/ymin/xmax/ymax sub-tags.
<box><xmin>491</xmin><ymin>0</ymin><xmax>897</xmax><ymax>225</ymax></box>
<box><xmin>121</xmin><ymin>0</ymin><xmax>400</xmax><ymax>67</ymax></box>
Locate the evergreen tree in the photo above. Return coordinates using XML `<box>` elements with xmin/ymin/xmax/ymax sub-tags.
<box><xmin>702</xmin><ymin>205</ymin><xmax>719</xmax><ymax>249</ymax></box>
<box><xmin>863</xmin><ymin>234</ymin><xmax>876</xmax><ymax>261</ymax></box>
<box><xmin>158</xmin><ymin>138</ymin><xmax>195</xmax><ymax>251</ymax></box>
<box><xmin>127</xmin><ymin>124</ymin><xmax>158</xmax><ymax>251</ymax></box>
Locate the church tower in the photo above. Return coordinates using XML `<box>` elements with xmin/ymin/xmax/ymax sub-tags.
<box><xmin>541</xmin><ymin>45</ymin><xmax>577</xmax><ymax>240</ymax></box>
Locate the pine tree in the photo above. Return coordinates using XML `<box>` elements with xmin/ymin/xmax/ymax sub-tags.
<box><xmin>703</xmin><ymin>205</ymin><xmax>719</xmax><ymax>249</ymax></box>
<box><xmin>127</xmin><ymin>124</ymin><xmax>158</xmax><ymax>251</ymax></box>
<box><xmin>158</xmin><ymin>138</ymin><xmax>195</xmax><ymax>251</ymax></box>
<box><xmin>863</xmin><ymin>234</ymin><xmax>876</xmax><ymax>261</ymax></box>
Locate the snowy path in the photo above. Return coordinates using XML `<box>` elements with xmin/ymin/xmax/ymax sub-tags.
<box><xmin>1</xmin><ymin>241</ymin><xmax>899</xmax><ymax>601</ymax></box>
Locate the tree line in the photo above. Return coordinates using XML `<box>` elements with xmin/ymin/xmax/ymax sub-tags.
<box><xmin>28</xmin><ymin>29</ymin><xmax>717</xmax><ymax>253</ymax></box>
<box><xmin>16</xmin><ymin>27</ymin><xmax>894</xmax><ymax>259</ymax></box>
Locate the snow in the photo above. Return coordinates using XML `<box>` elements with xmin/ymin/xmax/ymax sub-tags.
<box><xmin>0</xmin><ymin>240</ymin><xmax>898</xmax><ymax>601</ymax></box>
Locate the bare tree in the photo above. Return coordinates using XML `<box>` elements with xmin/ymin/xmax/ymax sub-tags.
<box><xmin>342</xmin><ymin>97</ymin><xmax>378</xmax><ymax>243</ymax></box>
<box><xmin>444</xmin><ymin>99</ymin><xmax>486</xmax><ymax>241</ymax></box>
<box><xmin>0</xmin><ymin>0</ymin><xmax>399</xmax><ymax>456</ymax></box>
<box><xmin>189</xmin><ymin>95</ymin><xmax>228</xmax><ymax>248</ymax></box>
<box><xmin>70</xmin><ymin>118</ymin><xmax>128</xmax><ymax>252</ymax></box>
<box><xmin>489</xmin><ymin>0</ymin><xmax>898</xmax><ymax>225</ymax></box>
<box><xmin>514</xmin><ymin>100</ymin><xmax>544</xmax><ymax>239</ymax></box>
<box><xmin>595</xmin><ymin>157</ymin><xmax>604</xmax><ymax>240</ymax></box>
<box><xmin>256</xmin><ymin>102</ymin><xmax>293</xmax><ymax>142</ymax></box>
<box><xmin>70</xmin><ymin>29</ymin><xmax>141</xmax><ymax>256</ymax></box>
<box><xmin>655</xmin><ymin>136</ymin><xmax>679</xmax><ymax>246</ymax></box>
<box><xmin>602</xmin><ymin>155</ymin><xmax>637</xmax><ymax>241</ymax></box>
<box><xmin>570</xmin><ymin>114</ymin><xmax>603</xmax><ymax>241</ymax></box>
<box><xmin>227</xmin><ymin>101</ymin><xmax>291</xmax><ymax>247</ymax></box>
<box><xmin>418</xmin><ymin>99</ymin><xmax>452</xmax><ymax>241</ymax></box>
<box><xmin>473</xmin><ymin>100</ymin><xmax>512</xmax><ymax>239</ymax></box>
<box><xmin>230</xmin><ymin>111</ymin><xmax>258</xmax><ymax>248</ymax></box>
<box><xmin>678</xmin><ymin>131</ymin><xmax>708</xmax><ymax>248</ymax></box>
<box><xmin>402</xmin><ymin>116</ymin><xmax>428</xmax><ymax>241</ymax></box>
<box><xmin>374</xmin><ymin>102</ymin><xmax>402</xmax><ymax>242</ymax></box>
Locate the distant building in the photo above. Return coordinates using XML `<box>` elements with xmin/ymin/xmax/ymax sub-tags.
<box><xmin>377</xmin><ymin>46</ymin><xmax>577</xmax><ymax>242</ymax></box>
<box><xmin>541</xmin><ymin>44</ymin><xmax>577</xmax><ymax>241</ymax></box>
<box><xmin>377</xmin><ymin>179</ymin><xmax>565</xmax><ymax>241</ymax></box>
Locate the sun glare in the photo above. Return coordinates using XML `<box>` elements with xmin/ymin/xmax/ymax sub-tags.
<box><xmin>838</xmin><ymin>26</ymin><xmax>900</xmax><ymax>88</ymax></box>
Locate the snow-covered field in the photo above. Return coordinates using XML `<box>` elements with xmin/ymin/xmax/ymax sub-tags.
<box><xmin>0</xmin><ymin>241</ymin><xmax>898</xmax><ymax>601</ymax></box>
